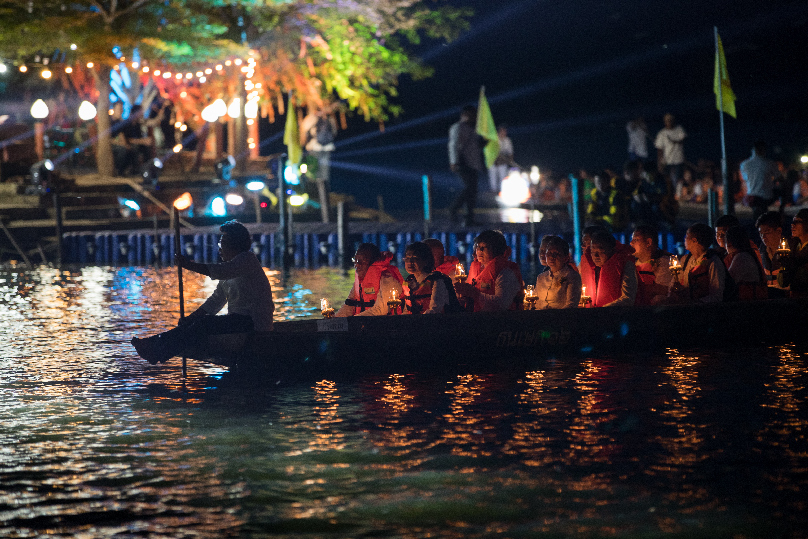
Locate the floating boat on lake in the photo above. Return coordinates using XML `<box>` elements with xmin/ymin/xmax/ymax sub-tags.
<box><xmin>185</xmin><ymin>297</ymin><xmax>808</xmax><ymax>380</ymax></box>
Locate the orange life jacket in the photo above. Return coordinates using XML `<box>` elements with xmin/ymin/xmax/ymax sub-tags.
<box><xmin>579</xmin><ymin>248</ymin><xmax>596</xmax><ymax>299</ymax></box>
<box><xmin>344</xmin><ymin>252</ymin><xmax>404</xmax><ymax>314</ymax></box>
<box><xmin>467</xmin><ymin>255</ymin><xmax>525</xmax><ymax>311</ymax></box>
<box><xmin>724</xmin><ymin>251</ymin><xmax>768</xmax><ymax>301</ymax></box>
<box><xmin>435</xmin><ymin>255</ymin><xmax>460</xmax><ymax>277</ymax></box>
<box><xmin>582</xmin><ymin>242</ymin><xmax>635</xmax><ymax>307</ymax></box>
<box><xmin>403</xmin><ymin>272</ymin><xmax>462</xmax><ymax>314</ymax></box>
<box><xmin>634</xmin><ymin>251</ymin><xmax>669</xmax><ymax>307</ymax></box>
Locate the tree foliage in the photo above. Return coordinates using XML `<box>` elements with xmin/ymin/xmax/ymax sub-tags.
<box><xmin>0</xmin><ymin>0</ymin><xmax>469</xmax><ymax>173</ymax></box>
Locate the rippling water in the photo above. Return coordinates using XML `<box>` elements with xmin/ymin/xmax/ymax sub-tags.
<box><xmin>1</xmin><ymin>265</ymin><xmax>807</xmax><ymax>537</ymax></box>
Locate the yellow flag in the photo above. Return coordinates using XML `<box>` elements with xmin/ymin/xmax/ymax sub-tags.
<box><xmin>714</xmin><ymin>33</ymin><xmax>736</xmax><ymax>118</ymax></box>
<box><xmin>476</xmin><ymin>86</ymin><xmax>500</xmax><ymax>169</ymax></box>
<box><xmin>283</xmin><ymin>97</ymin><xmax>302</xmax><ymax>165</ymax></box>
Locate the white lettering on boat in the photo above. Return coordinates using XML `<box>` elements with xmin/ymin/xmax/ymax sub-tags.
<box><xmin>496</xmin><ymin>329</ymin><xmax>571</xmax><ymax>348</ymax></box>
<box><xmin>317</xmin><ymin>318</ymin><xmax>349</xmax><ymax>332</ymax></box>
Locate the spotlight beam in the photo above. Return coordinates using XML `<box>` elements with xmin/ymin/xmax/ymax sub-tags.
<box><xmin>336</xmin><ymin>137</ymin><xmax>445</xmax><ymax>159</ymax></box>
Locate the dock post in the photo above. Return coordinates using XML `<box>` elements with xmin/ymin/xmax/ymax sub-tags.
<box><xmin>422</xmin><ymin>175</ymin><xmax>431</xmax><ymax>237</ymax></box>
<box><xmin>277</xmin><ymin>154</ymin><xmax>291</xmax><ymax>270</ymax></box>
<box><xmin>53</xmin><ymin>181</ymin><xmax>64</xmax><ymax>266</ymax></box>
<box><xmin>707</xmin><ymin>190</ymin><xmax>719</xmax><ymax>228</ymax></box>
<box><xmin>337</xmin><ymin>200</ymin><xmax>348</xmax><ymax>270</ymax></box>
<box><xmin>569</xmin><ymin>174</ymin><xmax>583</xmax><ymax>264</ymax></box>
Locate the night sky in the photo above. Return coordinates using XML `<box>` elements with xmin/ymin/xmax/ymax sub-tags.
<box><xmin>320</xmin><ymin>0</ymin><xmax>808</xmax><ymax>212</ymax></box>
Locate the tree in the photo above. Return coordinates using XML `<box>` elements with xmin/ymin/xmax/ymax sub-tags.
<box><xmin>0</xmin><ymin>0</ymin><xmax>469</xmax><ymax>176</ymax></box>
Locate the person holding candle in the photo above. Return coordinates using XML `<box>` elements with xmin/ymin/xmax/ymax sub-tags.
<box><xmin>533</xmin><ymin>236</ymin><xmax>581</xmax><ymax>309</ymax></box>
<box><xmin>669</xmin><ymin>223</ymin><xmax>733</xmax><ymax>303</ymax></box>
<box><xmin>335</xmin><ymin>243</ymin><xmax>404</xmax><ymax>317</ymax></box>
<box><xmin>423</xmin><ymin>238</ymin><xmax>461</xmax><ymax>278</ymax></box>
<box><xmin>629</xmin><ymin>224</ymin><xmax>673</xmax><ymax>306</ymax></box>
<box><xmin>401</xmin><ymin>242</ymin><xmax>462</xmax><ymax>314</ymax></box>
<box><xmin>581</xmin><ymin>231</ymin><xmax>637</xmax><ymax>307</ymax></box>
<box><xmin>725</xmin><ymin>226</ymin><xmax>768</xmax><ymax>300</ymax></box>
<box><xmin>455</xmin><ymin>230</ymin><xmax>525</xmax><ymax>311</ymax></box>
<box><xmin>756</xmin><ymin>211</ymin><xmax>788</xmax><ymax>288</ymax></box>
<box><xmin>131</xmin><ymin>220</ymin><xmax>275</xmax><ymax>364</ymax></box>
<box><xmin>780</xmin><ymin>209</ymin><xmax>808</xmax><ymax>297</ymax></box>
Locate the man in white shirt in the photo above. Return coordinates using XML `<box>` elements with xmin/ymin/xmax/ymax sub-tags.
<box><xmin>654</xmin><ymin>113</ymin><xmax>686</xmax><ymax>197</ymax></box>
<box><xmin>132</xmin><ymin>220</ymin><xmax>274</xmax><ymax>364</ymax></box>
<box><xmin>488</xmin><ymin>125</ymin><xmax>515</xmax><ymax>193</ymax></box>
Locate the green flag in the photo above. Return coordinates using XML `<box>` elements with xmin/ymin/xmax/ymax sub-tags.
<box><xmin>284</xmin><ymin>97</ymin><xmax>302</xmax><ymax>165</ymax></box>
<box><xmin>476</xmin><ymin>86</ymin><xmax>500</xmax><ymax>169</ymax></box>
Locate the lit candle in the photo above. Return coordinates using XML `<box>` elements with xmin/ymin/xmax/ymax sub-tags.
<box><xmin>320</xmin><ymin>297</ymin><xmax>334</xmax><ymax>318</ymax></box>
<box><xmin>391</xmin><ymin>289</ymin><xmax>397</xmax><ymax>301</ymax></box>
<box><xmin>781</xmin><ymin>239</ymin><xmax>788</xmax><ymax>250</ymax></box>
<box><xmin>582</xmin><ymin>285</ymin><xmax>586</xmax><ymax>296</ymax></box>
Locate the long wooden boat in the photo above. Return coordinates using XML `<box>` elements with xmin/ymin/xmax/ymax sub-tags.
<box><xmin>185</xmin><ymin>297</ymin><xmax>808</xmax><ymax>380</ymax></box>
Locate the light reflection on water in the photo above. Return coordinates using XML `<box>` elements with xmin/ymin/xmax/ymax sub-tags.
<box><xmin>0</xmin><ymin>265</ymin><xmax>807</xmax><ymax>537</ymax></box>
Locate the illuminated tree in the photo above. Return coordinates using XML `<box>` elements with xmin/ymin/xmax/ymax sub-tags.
<box><xmin>0</xmin><ymin>0</ymin><xmax>469</xmax><ymax>176</ymax></box>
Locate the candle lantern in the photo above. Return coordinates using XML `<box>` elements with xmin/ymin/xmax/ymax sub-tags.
<box><xmin>454</xmin><ymin>263</ymin><xmax>467</xmax><ymax>283</ymax></box>
<box><xmin>668</xmin><ymin>257</ymin><xmax>683</xmax><ymax>277</ymax></box>
<box><xmin>776</xmin><ymin>238</ymin><xmax>791</xmax><ymax>258</ymax></box>
<box><xmin>579</xmin><ymin>285</ymin><xmax>591</xmax><ymax>307</ymax></box>
<box><xmin>320</xmin><ymin>298</ymin><xmax>335</xmax><ymax>318</ymax></box>
<box><xmin>524</xmin><ymin>284</ymin><xmax>538</xmax><ymax>310</ymax></box>
<box><xmin>387</xmin><ymin>289</ymin><xmax>403</xmax><ymax>315</ymax></box>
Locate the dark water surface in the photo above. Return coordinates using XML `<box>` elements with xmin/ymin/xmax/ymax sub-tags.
<box><xmin>1</xmin><ymin>265</ymin><xmax>807</xmax><ymax>538</ymax></box>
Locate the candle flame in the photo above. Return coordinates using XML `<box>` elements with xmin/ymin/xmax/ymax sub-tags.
<box><xmin>321</xmin><ymin>298</ymin><xmax>329</xmax><ymax>311</ymax></box>
<box><xmin>456</xmin><ymin>263</ymin><xmax>465</xmax><ymax>276</ymax></box>
<box><xmin>391</xmin><ymin>289</ymin><xmax>397</xmax><ymax>301</ymax></box>
<box><xmin>582</xmin><ymin>285</ymin><xmax>586</xmax><ymax>296</ymax></box>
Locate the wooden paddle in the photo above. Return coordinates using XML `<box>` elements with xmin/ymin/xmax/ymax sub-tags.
<box><xmin>173</xmin><ymin>206</ymin><xmax>186</xmax><ymax>377</ymax></box>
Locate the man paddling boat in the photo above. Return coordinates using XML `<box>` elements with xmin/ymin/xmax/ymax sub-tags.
<box><xmin>131</xmin><ymin>220</ymin><xmax>274</xmax><ymax>364</ymax></box>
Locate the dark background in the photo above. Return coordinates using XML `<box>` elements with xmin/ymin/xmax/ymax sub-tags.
<box><xmin>304</xmin><ymin>0</ymin><xmax>808</xmax><ymax>213</ymax></box>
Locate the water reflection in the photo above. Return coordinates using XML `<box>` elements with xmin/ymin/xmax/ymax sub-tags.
<box><xmin>0</xmin><ymin>266</ymin><xmax>806</xmax><ymax>536</ymax></box>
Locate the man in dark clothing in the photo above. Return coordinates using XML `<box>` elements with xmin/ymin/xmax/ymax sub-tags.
<box><xmin>448</xmin><ymin>105</ymin><xmax>485</xmax><ymax>227</ymax></box>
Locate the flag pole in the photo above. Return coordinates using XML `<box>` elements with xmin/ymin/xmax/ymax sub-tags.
<box><xmin>715</xmin><ymin>26</ymin><xmax>731</xmax><ymax>216</ymax></box>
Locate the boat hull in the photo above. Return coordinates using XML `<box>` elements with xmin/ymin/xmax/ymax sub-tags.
<box><xmin>185</xmin><ymin>298</ymin><xmax>808</xmax><ymax>379</ymax></box>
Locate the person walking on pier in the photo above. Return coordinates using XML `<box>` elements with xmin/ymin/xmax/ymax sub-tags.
<box><xmin>448</xmin><ymin>105</ymin><xmax>485</xmax><ymax>226</ymax></box>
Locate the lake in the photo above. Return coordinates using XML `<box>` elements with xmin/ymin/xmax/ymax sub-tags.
<box><xmin>1</xmin><ymin>265</ymin><xmax>806</xmax><ymax>537</ymax></box>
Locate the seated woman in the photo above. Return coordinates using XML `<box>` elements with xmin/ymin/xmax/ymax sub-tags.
<box><xmin>423</xmin><ymin>238</ymin><xmax>460</xmax><ymax>277</ymax></box>
<box><xmin>131</xmin><ymin>220</ymin><xmax>275</xmax><ymax>364</ymax></box>
<box><xmin>670</xmin><ymin>223</ymin><xmax>728</xmax><ymax>303</ymax></box>
<box><xmin>534</xmin><ymin>236</ymin><xmax>581</xmax><ymax>309</ymax></box>
<box><xmin>725</xmin><ymin>226</ymin><xmax>767</xmax><ymax>300</ymax></box>
<box><xmin>335</xmin><ymin>243</ymin><xmax>404</xmax><ymax>316</ymax></box>
<box><xmin>454</xmin><ymin>229</ymin><xmax>525</xmax><ymax>311</ymax></box>
<box><xmin>581</xmin><ymin>230</ymin><xmax>637</xmax><ymax>307</ymax></box>
<box><xmin>402</xmin><ymin>242</ymin><xmax>462</xmax><ymax>314</ymax></box>
<box><xmin>782</xmin><ymin>208</ymin><xmax>808</xmax><ymax>297</ymax></box>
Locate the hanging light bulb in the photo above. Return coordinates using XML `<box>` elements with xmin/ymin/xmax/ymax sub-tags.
<box><xmin>78</xmin><ymin>100</ymin><xmax>97</xmax><ymax>121</ymax></box>
<box><xmin>30</xmin><ymin>99</ymin><xmax>49</xmax><ymax>119</ymax></box>
<box><xmin>227</xmin><ymin>98</ymin><xmax>241</xmax><ymax>119</ymax></box>
<box><xmin>212</xmin><ymin>98</ymin><xmax>227</xmax><ymax>117</ymax></box>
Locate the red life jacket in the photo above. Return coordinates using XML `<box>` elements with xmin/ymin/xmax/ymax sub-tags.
<box><xmin>435</xmin><ymin>255</ymin><xmax>460</xmax><ymax>277</ymax></box>
<box><xmin>634</xmin><ymin>251</ymin><xmax>669</xmax><ymax>307</ymax></box>
<box><xmin>467</xmin><ymin>255</ymin><xmax>525</xmax><ymax>311</ymax></box>
<box><xmin>345</xmin><ymin>252</ymin><xmax>404</xmax><ymax>314</ymax></box>
<box><xmin>579</xmin><ymin>248</ymin><xmax>596</xmax><ymax>299</ymax></box>
<box><xmin>724</xmin><ymin>251</ymin><xmax>768</xmax><ymax>301</ymax></box>
<box><xmin>591</xmin><ymin>245</ymin><xmax>635</xmax><ymax>307</ymax></box>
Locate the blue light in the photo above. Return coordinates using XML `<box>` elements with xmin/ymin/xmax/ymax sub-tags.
<box><xmin>284</xmin><ymin>166</ymin><xmax>300</xmax><ymax>185</ymax></box>
<box><xmin>123</xmin><ymin>199</ymin><xmax>140</xmax><ymax>211</ymax></box>
<box><xmin>246</xmin><ymin>180</ymin><xmax>265</xmax><ymax>191</ymax></box>
<box><xmin>211</xmin><ymin>196</ymin><xmax>227</xmax><ymax>217</ymax></box>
